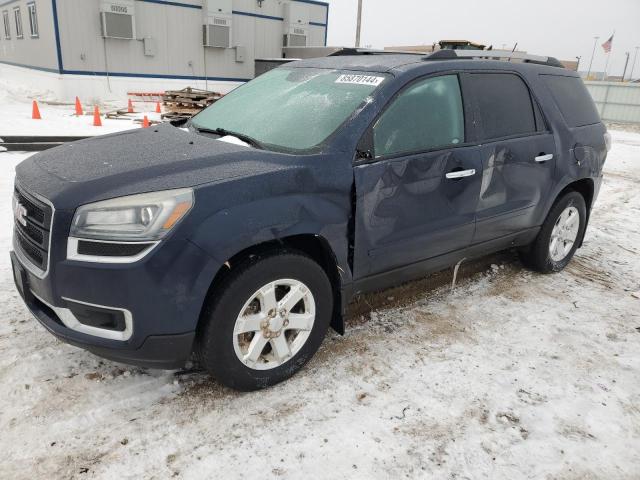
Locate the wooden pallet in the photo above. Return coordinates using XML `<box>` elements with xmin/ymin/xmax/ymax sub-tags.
<box><xmin>127</xmin><ymin>91</ymin><xmax>164</xmax><ymax>103</ymax></box>
<box><xmin>161</xmin><ymin>111</ymin><xmax>195</xmax><ymax>122</ymax></box>
<box><xmin>105</xmin><ymin>108</ymin><xmax>137</xmax><ymax>120</ymax></box>
<box><xmin>162</xmin><ymin>87</ymin><xmax>223</xmax><ymax>119</ymax></box>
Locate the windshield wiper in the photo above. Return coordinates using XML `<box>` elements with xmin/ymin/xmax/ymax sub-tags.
<box><xmin>192</xmin><ymin>125</ymin><xmax>264</xmax><ymax>150</ymax></box>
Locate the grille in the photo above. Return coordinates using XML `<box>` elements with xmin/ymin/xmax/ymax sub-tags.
<box><xmin>14</xmin><ymin>187</ymin><xmax>53</xmax><ymax>273</ymax></box>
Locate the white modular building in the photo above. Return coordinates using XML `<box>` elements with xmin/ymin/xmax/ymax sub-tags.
<box><xmin>0</xmin><ymin>0</ymin><xmax>328</xmax><ymax>100</ymax></box>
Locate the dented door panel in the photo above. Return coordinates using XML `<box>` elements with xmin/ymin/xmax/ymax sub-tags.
<box><xmin>353</xmin><ymin>146</ymin><xmax>482</xmax><ymax>278</ymax></box>
<box><xmin>473</xmin><ymin>134</ymin><xmax>556</xmax><ymax>243</ymax></box>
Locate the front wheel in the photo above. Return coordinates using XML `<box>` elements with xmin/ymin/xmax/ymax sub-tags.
<box><xmin>197</xmin><ymin>251</ymin><xmax>333</xmax><ymax>391</ymax></box>
<box><xmin>519</xmin><ymin>191</ymin><xmax>587</xmax><ymax>273</ymax></box>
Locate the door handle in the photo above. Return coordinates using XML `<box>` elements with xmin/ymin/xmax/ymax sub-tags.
<box><xmin>446</xmin><ymin>169</ymin><xmax>476</xmax><ymax>179</ymax></box>
<box><xmin>535</xmin><ymin>153</ymin><xmax>554</xmax><ymax>163</ymax></box>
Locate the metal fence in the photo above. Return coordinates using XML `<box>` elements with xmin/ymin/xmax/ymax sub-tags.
<box><xmin>584</xmin><ymin>81</ymin><xmax>640</xmax><ymax>124</ymax></box>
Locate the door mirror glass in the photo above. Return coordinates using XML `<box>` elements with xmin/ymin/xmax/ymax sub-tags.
<box><xmin>373</xmin><ymin>75</ymin><xmax>464</xmax><ymax>158</ymax></box>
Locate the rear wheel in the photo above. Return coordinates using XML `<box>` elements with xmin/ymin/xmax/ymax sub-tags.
<box><xmin>519</xmin><ymin>191</ymin><xmax>586</xmax><ymax>273</ymax></box>
<box><xmin>197</xmin><ymin>251</ymin><xmax>333</xmax><ymax>391</ymax></box>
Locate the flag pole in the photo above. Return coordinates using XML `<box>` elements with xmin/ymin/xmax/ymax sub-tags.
<box><xmin>587</xmin><ymin>36</ymin><xmax>599</xmax><ymax>79</ymax></box>
<box><xmin>603</xmin><ymin>30</ymin><xmax>615</xmax><ymax>80</ymax></box>
<box><xmin>355</xmin><ymin>0</ymin><xmax>363</xmax><ymax>48</ymax></box>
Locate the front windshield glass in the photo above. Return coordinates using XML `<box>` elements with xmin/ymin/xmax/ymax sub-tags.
<box><xmin>191</xmin><ymin>68</ymin><xmax>389</xmax><ymax>152</ymax></box>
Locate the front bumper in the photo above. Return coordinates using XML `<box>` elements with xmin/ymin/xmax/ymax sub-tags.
<box><xmin>10</xmin><ymin>230</ymin><xmax>214</xmax><ymax>369</ymax></box>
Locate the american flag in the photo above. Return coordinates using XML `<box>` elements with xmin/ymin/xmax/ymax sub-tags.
<box><xmin>602</xmin><ymin>34</ymin><xmax>614</xmax><ymax>53</ymax></box>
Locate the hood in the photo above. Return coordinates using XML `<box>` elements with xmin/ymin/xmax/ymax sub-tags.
<box><xmin>15</xmin><ymin>124</ymin><xmax>298</xmax><ymax>209</ymax></box>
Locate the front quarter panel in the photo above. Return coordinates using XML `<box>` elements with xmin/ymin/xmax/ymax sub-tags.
<box><xmin>186</xmin><ymin>154</ymin><xmax>354</xmax><ymax>284</ymax></box>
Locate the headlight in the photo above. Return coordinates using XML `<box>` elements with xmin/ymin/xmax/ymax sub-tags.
<box><xmin>71</xmin><ymin>188</ymin><xmax>194</xmax><ymax>241</ymax></box>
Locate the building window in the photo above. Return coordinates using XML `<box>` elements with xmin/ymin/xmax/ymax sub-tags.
<box><xmin>14</xmin><ymin>7</ymin><xmax>23</xmax><ymax>39</ymax></box>
<box><xmin>2</xmin><ymin>10</ymin><xmax>9</xmax><ymax>40</ymax></box>
<box><xmin>27</xmin><ymin>2</ymin><xmax>38</xmax><ymax>38</ymax></box>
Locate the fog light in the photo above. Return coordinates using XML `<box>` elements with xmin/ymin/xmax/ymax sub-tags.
<box><xmin>66</xmin><ymin>301</ymin><xmax>127</xmax><ymax>332</ymax></box>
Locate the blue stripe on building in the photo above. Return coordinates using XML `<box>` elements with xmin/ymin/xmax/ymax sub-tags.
<box><xmin>62</xmin><ymin>69</ymin><xmax>250</xmax><ymax>82</ymax></box>
<box><xmin>137</xmin><ymin>0</ymin><xmax>202</xmax><ymax>9</ymax></box>
<box><xmin>51</xmin><ymin>0</ymin><xmax>63</xmax><ymax>73</ymax></box>
<box><xmin>0</xmin><ymin>60</ymin><xmax>60</xmax><ymax>74</ymax></box>
<box><xmin>3</xmin><ymin>0</ymin><xmax>329</xmax><ymax>77</ymax></box>
<box><xmin>232</xmin><ymin>10</ymin><xmax>283</xmax><ymax>21</ymax></box>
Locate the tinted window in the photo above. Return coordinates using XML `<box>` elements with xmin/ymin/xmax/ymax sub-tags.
<box><xmin>471</xmin><ymin>73</ymin><xmax>536</xmax><ymax>140</ymax></box>
<box><xmin>543</xmin><ymin>75</ymin><xmax>601</xmax><ymax>127</ymax></box>
<box><xmin>374</xmin><ymin>75</ymin><xmax>464</xmax><ymax>157</ymax></box>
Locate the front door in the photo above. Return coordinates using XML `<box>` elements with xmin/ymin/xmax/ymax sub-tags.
<box><xmin>353</xmin><ymin>74</ymin><xmax>482</xmax><ymax>279</ymax></box>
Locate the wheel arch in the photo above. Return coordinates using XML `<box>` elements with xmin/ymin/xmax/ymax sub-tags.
<box><xmin>550</xmin><ymin>177</ymin><xmax>595</xmax><ymax>247</ymax></box>
<box><xmin>197</xmin><ymin>234</ymin><xmax>345</xmax><ymax>336</ymax></box>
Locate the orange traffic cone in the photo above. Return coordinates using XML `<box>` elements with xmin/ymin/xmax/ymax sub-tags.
<box><xmin>93</xmin><ymin>105</ymin><xmax>102</xmax><ymax>127</ymax></box>
<box><xmin>75</xmin><ymin>96</ymin><xmax>83</xmax><ymax>116</ymax></box>
<box><xmin>127</xmin><ymin>99</ymin><xmax>134</xmax><ymax>113</ymax></box>
<box><xmin>142</xmin><ymin>115</ymin><xmax>150</xmax><ymax>128</ymax></box>
<box><xmin>32</xmin><ymin>100</ymin><xmax>42</xmax><ymax>120</ymax></box>
<box><xmin>155</xmin><ymin>102</ymin><xmax>161</xmax><ymax>114</ymax></box>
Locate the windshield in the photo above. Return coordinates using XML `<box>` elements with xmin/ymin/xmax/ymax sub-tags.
<box><xmin>191</xmin><ymin>68</ymin><xmax>389</xmax><ymax>152</ymax></box>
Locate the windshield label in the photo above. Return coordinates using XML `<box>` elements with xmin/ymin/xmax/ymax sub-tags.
<box><xmin>335</xmin><ymin>74</ymin><xmax>385</xmax><ymax>86</ymax></box>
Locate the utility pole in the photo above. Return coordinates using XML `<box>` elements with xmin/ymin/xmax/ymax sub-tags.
<box><xmin>355</xmin><ymin>0</ymin><xmax>363</xmax><ymax>48</ymax></box>
<box><xmin>587</xmin><ymin>36</ymin><xmax>599</xmax><ymax>79</ymax></box>
<box><xmin>622</xmin><ymin>51</ymin><xmax>630</xmax><ymax>81</ymax></box>
<box><xmin>631</xmin><ymin>46</ymin><xmax>640</xmax><ymax>81</ymax></box>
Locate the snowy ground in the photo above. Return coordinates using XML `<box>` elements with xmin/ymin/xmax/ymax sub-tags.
<box><xmin>0</xmin><ymin>131</ymin><xmax>639</xmax><ymax>480</ymax></box>
<box><xmin>0</xmin><ymin>75</ymin><xmax>161</xmax><ymax>137</ymax></box>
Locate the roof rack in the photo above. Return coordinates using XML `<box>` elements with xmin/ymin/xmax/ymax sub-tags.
<box><xmin>425</xmin><ymin>49</ymin><xmax>564</xmax><ymax>68</ymax></box>
<box><xmin>329</xmin><ymin>48</ymin><xmax>423</xmax><ymax>57</ymax></box>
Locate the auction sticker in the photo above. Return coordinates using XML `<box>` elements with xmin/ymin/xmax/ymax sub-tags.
<box><xmin>335</xmin><ymin>74</ymin><xmax>385</xmax><ymax>86</ymax></box>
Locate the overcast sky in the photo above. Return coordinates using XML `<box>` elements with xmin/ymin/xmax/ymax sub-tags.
<box><xmin>325</xmin><ymin>0</ymin><xmax>640</xmax><ymax>78</ymax></box>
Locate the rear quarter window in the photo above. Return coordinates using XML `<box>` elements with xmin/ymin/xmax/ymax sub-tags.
<box><xmin>542</xmin><ymin>75</ymin><xmax>601</xmax><ymax>128</ymax></box>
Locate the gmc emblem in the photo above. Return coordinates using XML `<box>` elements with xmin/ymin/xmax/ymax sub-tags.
<box><xmin>13</xmin><ymin>200</ymin><xmax>27</xmax><ymax>226</ymax></box>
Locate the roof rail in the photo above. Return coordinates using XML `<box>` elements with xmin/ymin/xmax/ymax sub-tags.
<box><xmin>329</xmin><ymin>48</ymin><xmax>423</xmax><ymax>57</ymax></box>
<box><xmin>425</xmin><ymin>49</ymin><xmax>565</xmax><ymax>68</ymax></box>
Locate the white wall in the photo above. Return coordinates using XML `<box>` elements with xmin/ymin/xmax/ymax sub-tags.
<box><xmin>0</xmin><ymin>61</ymin><xmax>243</xmax><ymax>103</ymax></box>
<box><xmin>585</xmin><ymin>81</ymin><xmax>640</xmax><ymax>124</ymax></box>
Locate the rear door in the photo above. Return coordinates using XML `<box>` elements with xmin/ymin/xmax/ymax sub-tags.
<box><xmin>353</xmin><ymin>73</ymin><xmax>483</xmax><ymax>278</ymax></box>
<box><xmin>468</xmin><ymin>72</ymin><xmax>557</xmax><ymax>244</ymax></box>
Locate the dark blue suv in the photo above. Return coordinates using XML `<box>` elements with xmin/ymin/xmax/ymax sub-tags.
<box><xmin>11</xmin><ymin>50</ymin><xmax>609</xmax><ymax>390</ymax></box>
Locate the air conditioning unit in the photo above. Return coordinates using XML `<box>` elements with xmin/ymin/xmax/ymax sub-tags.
<box><xmin>99</xmin><ymin>0</ymin><xmax>135</xmax><ymax>40</ymax></box>
<box><xmin>203</xmin><ymin>16</ymin><xmax>231</xmax><ymax>48</ymax></box>
<box><xmin>283</xmin><ymin>2</ymin><xmax>309</xmax><ymax>47</ymax></box>
<box><xmin>203</xmin><ymin>0</ymin><xmax>232</xmax><ymax>48</ymax></box>
<box><xmin>284</xmin><ymin>30</ymin><xmax>308</xmax><ymax>48</ymax></box>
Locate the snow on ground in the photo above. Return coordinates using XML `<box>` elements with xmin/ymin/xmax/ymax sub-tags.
<box><xmin>0</xmin><ymin>75</ymin><xmax>160</xmax><ymax>137</ymax></box>
<box><xmin>0</xmin><ymin>131</ymin><xmax>639</xmax><ymax>480</ymax></box>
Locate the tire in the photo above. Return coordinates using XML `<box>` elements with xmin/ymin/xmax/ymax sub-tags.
<box><xmin>197</xmin><ymin>250</ymin><xmax>333</xmax><ymax>391</ymax></box>
<box><xmin>519</xmin><ymin>191</ymin><xmax>587</xmax><ymax>273</ymax></box>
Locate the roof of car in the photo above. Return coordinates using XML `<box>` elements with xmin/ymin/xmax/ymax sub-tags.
<box><xmin>288</xmin><ymin>50</ymin><xmax>573</xmax><ymax>77</ymax></box>
<box><xmin>290</xmin><ymin>54</ymin><xmax>425</xmax><ymax>73</ymax></box>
